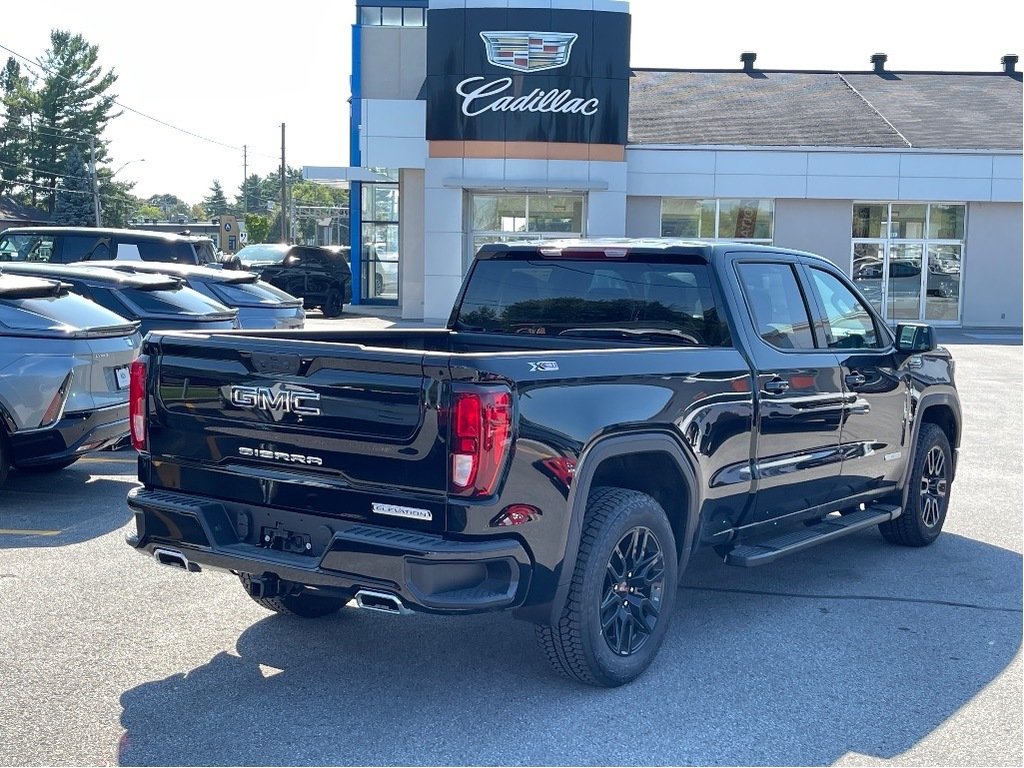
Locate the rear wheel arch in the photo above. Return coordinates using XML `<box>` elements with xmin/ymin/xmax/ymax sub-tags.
<box><xmin>548</xmin><ymin>432</ymin><xmax>700</xmax><ymax>627</ymax></box>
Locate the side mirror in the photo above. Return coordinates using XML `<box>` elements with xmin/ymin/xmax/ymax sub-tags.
<box><xmin>895</xmin><ymin>322</ymin><xmax>936</xmax><ymax>353</ymax></box>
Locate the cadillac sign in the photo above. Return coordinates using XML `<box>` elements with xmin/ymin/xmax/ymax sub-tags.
<box><xmin>480</xmin><ymin>31</ymin><xmax>578</xmax><ymax>73</ymax></box>
<box><xmin>423</xmin><ymin>7</ymin><xmax>630</xmax><ymax>145</ymax></box>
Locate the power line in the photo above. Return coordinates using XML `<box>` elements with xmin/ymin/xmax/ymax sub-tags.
<box><xmin>0</xmin><ymin>41</ymin><xmax>276</xmax><ymax>157</ymax></box>
<box><xmin>0</xmin><ymin>157</ymin><xmax>93</xmax><ymax>182</ymax></box>
<box><xmin>6</xmin><ymin>178</ymin><xmax>91</xmax><ymax>195</ymax></box>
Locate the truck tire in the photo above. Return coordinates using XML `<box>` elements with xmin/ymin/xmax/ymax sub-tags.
<box><xmin>238</xmin><ymin>574</ymin><xmax>349</xmax><ymax>618</ymax></box>
<box><xmin>535</xmin><ymin>487</ymin><xmax>677</xmax><ymax>687</ymax></box>
<box><xmin>879</xmin><ymin>423</ymin><xmax>952</xmax><ymax>547</ymax></box>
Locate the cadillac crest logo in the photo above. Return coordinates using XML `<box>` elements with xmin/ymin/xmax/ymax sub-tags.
<box><xmin>480</xmin><ymin>31</ymin><xmax>578</xmax><ymax>73</ymax></box>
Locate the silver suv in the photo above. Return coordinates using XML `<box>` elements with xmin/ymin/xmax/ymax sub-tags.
<box><xmin>0</xmin><ymin>273</ymin><xmax>141</xmax><ymax>485</ymax></box>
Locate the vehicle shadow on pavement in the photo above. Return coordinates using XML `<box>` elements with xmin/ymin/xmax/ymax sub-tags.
<box><xmin>117</xmin><ymin>531</ymin><xmax>1022</xmax><ymax>767</ymax></box>
<box><xmin>0</xmin><ymin>450</ymin><xmax>137</xmax><ymax>549</ymax></box>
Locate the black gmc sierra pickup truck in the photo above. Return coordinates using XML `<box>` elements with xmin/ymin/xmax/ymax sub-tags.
<box><xmin>126</xmin><ymin>239</ymin><xmax>960</xmax><ymax>686</ymax></box>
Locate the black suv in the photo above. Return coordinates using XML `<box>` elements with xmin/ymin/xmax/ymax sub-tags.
<box><xmin>0</xmin><ymin>227</ymin><xmax>220</xmax><ymax>266</ymax></box>
<box><xmin>229</xmin><ymin>243</ymin><xmax>352</xmax><ymax>317</ymax></box>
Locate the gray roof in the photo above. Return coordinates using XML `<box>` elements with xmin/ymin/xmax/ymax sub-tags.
<box><xmin>0</xmin><ymin>196</ymin><xmax>51</xmax><ymax>225</ymax></box>
<box><xmin>628</xmin><ymin>70</ymin><xmax>1023</xmax><ymax>150</ymax></box>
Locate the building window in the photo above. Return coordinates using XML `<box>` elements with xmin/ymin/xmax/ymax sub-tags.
<box><xmin>661</xmin><ymin>198</ymin><xmax>774</xmax><ymax>241</ymax></box>
<box><xmin>850</xmin><ymin>202</ymin><xmax>966</xmax><ymax>325</ymax></box>
<box><xmin>469</xmin><ymin>193</ymin><xmax>585</xmax><ymax>269</ymax></box>
<box><xmin>361</xmin><ymin>175</ymin><xmax>400</xmax><ymax>301</ymax></box>
<box><xmin>358</xmin><ymin>5</ymin><xmax>427</xmax><ymax>27</ymax></box>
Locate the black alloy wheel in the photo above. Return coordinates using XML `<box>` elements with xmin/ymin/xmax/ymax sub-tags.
<box><xmin>879</xmin><ymin>422</ymin><xmax>952</xmax><ymax>547</ymax></box>
<box><xmin>601</xmin><ymin>526</ymin><xmax>666</xmax><ymax>657</ymax></box>
<box><xmin>535</xmin><ymin>487</ymin><xmax>678</xmax><ymax>686</ymax></box>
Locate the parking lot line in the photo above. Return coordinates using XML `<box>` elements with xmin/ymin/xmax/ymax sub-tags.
<box><xmin>0</xmin><ymin>528</ymin><xmax>62</xmax><ymax>536</ymax></box>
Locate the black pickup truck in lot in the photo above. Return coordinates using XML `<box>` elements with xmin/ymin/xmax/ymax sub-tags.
<box><xmin>126</xmin><ymin>239</ymin><xmax>960</xmax><ymax>686</ymax></box>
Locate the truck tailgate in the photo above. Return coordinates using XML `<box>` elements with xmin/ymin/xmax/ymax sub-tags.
<box><xmin>144</xmin><ymin>334</ymin><xmax>448</xmax><ymax>531</ymax></box>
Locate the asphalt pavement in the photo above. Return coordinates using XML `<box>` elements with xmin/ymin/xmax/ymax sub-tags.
<box><xmin>0</xmin><ymin>328</ymin><xmax>1020</xmax><ymax>767</ymax></box>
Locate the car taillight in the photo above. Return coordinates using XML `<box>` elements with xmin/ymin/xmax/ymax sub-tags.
<box><xmin>450</xmin><ymin>388</ymin><xmax>513</xmax><ymax>497</ymax></box>
<box><xmin>129</xmin><ymin>356</ymin><xmax>148</xmax><ymax>452</ymax></box>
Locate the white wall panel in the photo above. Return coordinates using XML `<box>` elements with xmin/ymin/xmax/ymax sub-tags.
<box><xmin>898</xmin><ymin>177</ymin><xmax>993</xmax><ymax>201</ymax></box>
<box><xmin>806</xmin><ymin>175</ymin><xmax>900</xmax><ymax>200</ymax></box>
<box><xmin>586</xmin><ymin>191</ymin><xmax>627</xmax><ymax>236</ymax></box>
<box><xmin>422</xmin><ymin>274</ymin><xmax>463</xmax><ymax>322</ymax></box>
<box><xmin>627</xmin><ymin>149</ymin><xmax>715</xmax><ymax>175</ymax></box>
<box><xmin>462</xmin><ymin>158</ymin><xmax>506</xmax><ymax>181</ymax></box>
<box><xmin>503</xmin><ymin>159</ymin><xmax>549</xmax><ymax>181</ymax></box>
<box><xmin>715</xmin><ymin>174</ymin><xmax>807</xmax><ymax>198</ymax></box>
<box><xmin>993</xmin><ymin>156</ymin><xmax>1023</xmax><ymax>179</ymax></box>
<box><xmin>364</xmin><ymin>100</ymin><xmax>426</xmax><ymax>139</ymax></box>
<box><xmin>715</xmin><ymin>151</ymin><xmax>807</xmax><ymax>176</ymax></box>
<box><xmin>423</xmin><ymin>187</ymin><xmax>464</xmax><ymax>234</ymax></box>
<box><xmin>627</xmin><ymin>172</ymin><xmax>715</xmax><ymax>197</ymax></box>
<box><xmin>425</xmin><ymin>158</ymin><xmax>465</xmax><ymax>189</ymax></box>
<box><xmin>590</xmin><ymin>161</ymin><xmax>627</xmax><ymax>192</ymax></box>
<box><xmin>364</xmin><ymin>137</ymin><xmax>428</xmax><ymax>170</ymax></box>
<box><xmin>992</xmin><ymin>178</ymin><xmax>1024</xmax><ymax>202</ymax></box>
<box><xmin>900</xmin><ymin>154</ymin><xmax>993</xmax><ymax>178</ymax></box>
<box><xmin>807</xmin><ymin>153</ymin><xmax>900</xmax><ymax>177</ymax></box>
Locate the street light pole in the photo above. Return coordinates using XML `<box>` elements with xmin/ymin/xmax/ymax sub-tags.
<box><xmin>90</xmin><ymin>137</ymin><xmax>101</xmax><ymax>227</ymax></box>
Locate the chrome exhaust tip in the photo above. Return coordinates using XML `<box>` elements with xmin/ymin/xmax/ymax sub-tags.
<box><xmin>152</xmin><ymin>547</ymin><xmax>201</xmax><ymax>572</ymax></box>
<box><xmin>354</xmin><ymin>589</ymin><xmax>411</xmax><ymax>615</ymax></box>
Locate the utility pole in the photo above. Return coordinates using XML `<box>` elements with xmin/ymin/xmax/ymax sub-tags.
<box><xmin>90</xmin><ymin>136</ymin><xmax>101</xmax><ymax>226</ymax></box>
<box><xmin>280</xmin><ymin>123</ymin><xmax>287</xmax><ymax>243</ymax></box>
<box><xmin>243</xmin><ymin>145</ymin><xmax>248</xmax><ymax>215</ymax></box>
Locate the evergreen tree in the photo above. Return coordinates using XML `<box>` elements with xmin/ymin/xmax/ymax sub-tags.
<box><xmin>32</xmin><ymin>30</ymin><xmax>120</xmax><ymax>211</ymax></box>
<box><xmin>203</xmin><ymin>180</ymin><xmax>228</xmax><ymax>217</ymax></box>
<box><xmin>52</xmin><ymin>147</ymin><xmax>94</xmax><ymax>225</ymax></box>
<box><xmin>236</xmin><ymin>173</ymin><xmax>265</xmax><ymax>214</ymax></box>
<box><xmin>0</xmin><ymin>57</ymin><xmax>36</xmax><ymax>198</ymax></box>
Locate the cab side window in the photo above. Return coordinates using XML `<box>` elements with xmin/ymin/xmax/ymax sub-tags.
<box><xmin>808</xmin><ymin>268</ymin><xmax>882</xmax><ymax>349</ymax></box>
<box><xmin>737</xmin><ymin>262</ymin><xmax>817</xmax><ymax>350</ymax></box>
<box><xmin>61</xmin><ymin>235</ymin><xmax>108</xmax><ymax>262</ymax></box>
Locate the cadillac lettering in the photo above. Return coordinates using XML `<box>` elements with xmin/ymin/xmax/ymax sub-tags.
<box><xmin>456</xmin><ymin>76</ymin><xmax>600</xmax><ymax>117</ymax></box>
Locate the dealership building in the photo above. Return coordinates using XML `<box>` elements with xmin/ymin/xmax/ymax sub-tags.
<box><xmin>304</xmin><ymin>0</ymin><xmax>1022</xmax><ymax>328</ymax></box>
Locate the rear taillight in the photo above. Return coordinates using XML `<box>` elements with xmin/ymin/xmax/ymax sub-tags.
<box><xmin>40</xmin><ymin>371</ymin><xmax>74</xmax><ymax>428</ymax></box>
<box><xmin>450</xmin><ymin>388</ymin><xmax>513</xmax><ymax>497</ymax></box>
<box><xmin>129</xmin><ymin>356</ymin><xmax>148</xmax><ymax>452</ymax></box>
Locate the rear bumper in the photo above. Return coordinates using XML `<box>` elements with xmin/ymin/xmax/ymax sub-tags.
<box><xmin>11</xmin><ymin>404</ymin><xmax>129</xmax><ymax>466</ymax></box>
<box><xmin>126</xmin><ymin>487</ymin><xmax>533</xmax><ymax>614</ymax></box>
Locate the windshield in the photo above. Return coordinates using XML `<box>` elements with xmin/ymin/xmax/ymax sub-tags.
<box><xmin>209</xmin><ymin>279</ymin><xmax>299</xmax><ymax>306</ymax></box>
<box><xmin>237</xmin><ymin>244</ymin><xmax>288</xmax><ymax>266</ymax></box>
<box><xmin>0</xmin><ymin>233</ymin><xmax>55</xmax><ymax>263</ymax></box>
<box><xmin>193</xmin><ymin>240</ymin><xmax>219</xmax><ymax>266</ymax></box>
<box><xmin>119</xmin><ymin>285</ymin><xmax>232</xmax><ymax>316</ymax></box>
<box><xmin>455</xmin><ymin>258</ymin><xmax>731</xmax><ymax>347</ymax></box>
<box><xmin>0</xmin><ymin>290</ymin><xmax>134</xmax><ymax>333</ymax></box>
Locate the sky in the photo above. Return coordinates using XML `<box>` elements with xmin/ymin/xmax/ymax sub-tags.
<box><xmin>2</xmin><ymin>1</ymin><xmax>1021</xmax><ymax>205</ymax></box>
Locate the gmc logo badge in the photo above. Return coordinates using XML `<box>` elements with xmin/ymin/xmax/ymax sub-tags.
<box><xmin>229</xmin><ymin>384</ymin><xmax>321</xmax><ymax>418</ymax></box>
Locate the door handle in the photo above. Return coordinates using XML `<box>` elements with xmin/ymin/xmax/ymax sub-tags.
<box><xmin>845</xmin><ymin>372</ymin><xmax>867</xmax><ymax>388</ymax></box>
<box><xmin>763</xmin><ymin>378</ymin><xmax>790</xmax><ymax>394</ymax></box>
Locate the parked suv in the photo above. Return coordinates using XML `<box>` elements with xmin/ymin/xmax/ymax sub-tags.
<box><xmin>0</xmin><ymin>273</ymin><xmax>141</xmax><ymax>485</ymax></box>
<box><xmin>0</xmin><ymin>226</ymin><xmax>220</xmax><ymax>267</ymax></box>
<box><xmin>229</xmin><ymin>243</ymin><xmax>352</xmax><ymax>317</ymax></box>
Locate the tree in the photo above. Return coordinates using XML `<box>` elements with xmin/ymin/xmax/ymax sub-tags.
<box><xmin>97</xmin><ymin>170</ymin><xmax>138</xmax><ymax>227</ymax></box>
<box><xmin>52</xmin><ymin>147</ymin><xmax>94</xmax><ymax>225</ymax></box>
<box><xmin>244</xmin><ymin>213</ymin><xmax>270</xmax><ymax>244</ymax></box>
<box><xmin>32</xmin><ymin>30</ymin><xmax>121</xmax><ymax>212</ymax></box>
<box><xmin>0</xmin><ymin>57</ymin><xmax>36</xmax><ymax>198</ymax></box>
<box><xmin>203</xmin><ymin>180</ymin><xmax>228</xmax><ymax>217</ymax></box>
<box><xmin>136</xmin><ymin>204</ymin><xmax>162</xmax><ymax>221</ymax></box>
<box><xmin>236</xmin><ymin>173</ymin><xmax>265</xmax><ymax>214</ymax></box>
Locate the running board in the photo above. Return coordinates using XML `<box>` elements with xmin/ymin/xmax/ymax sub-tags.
<box><xmin>724</xmin><ymin>504</ymin><xmax>901</xmax><ymax>567</ymax></box>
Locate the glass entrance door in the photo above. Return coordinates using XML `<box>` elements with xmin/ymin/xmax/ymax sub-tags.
<box><xmin>851</xmin><ymin>203</ymin><xmax>965</xmax><ymax>325</ymax></box>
